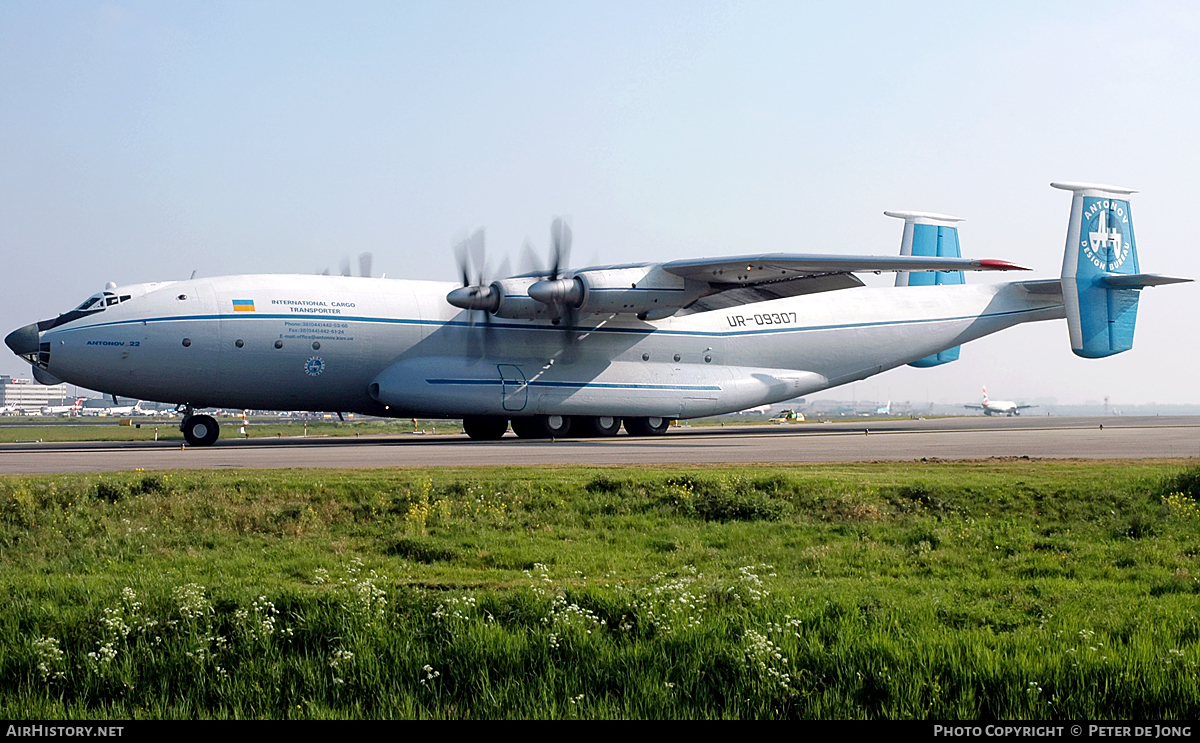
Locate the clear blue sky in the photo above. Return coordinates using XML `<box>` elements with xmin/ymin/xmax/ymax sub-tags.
<box><xmin>2</xmin><ymin>1</ymin><xmax>1196</xmax><ymax>405</ymax></box>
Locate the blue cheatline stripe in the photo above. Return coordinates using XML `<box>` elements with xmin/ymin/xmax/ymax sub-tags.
<box><xmin>425</xmin><ymin>379</ymin><xmax>722</xmax><ymax>391</ymax></box>
<box><xmin>64</xmin><ymin>304</ymin><xmax>1061</xmax><ymax>339</ymax></box>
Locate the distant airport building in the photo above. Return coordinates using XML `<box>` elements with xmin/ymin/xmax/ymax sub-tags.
<box><xmin>0</xmin><ymin>375</ymin><xmax>70</xmax><ymax>413</ymax></box>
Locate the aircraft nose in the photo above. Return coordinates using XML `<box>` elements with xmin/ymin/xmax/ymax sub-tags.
<box><xmin>4</xmin><ymin>323</ymin><xmax>40</xmax><ymax>357</ymax></box>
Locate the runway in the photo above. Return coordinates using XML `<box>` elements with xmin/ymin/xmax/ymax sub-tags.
<box><xmin>1</xmin><ymin>416</ymin><xmax>1197</xmax><ymax>474</ymax></box>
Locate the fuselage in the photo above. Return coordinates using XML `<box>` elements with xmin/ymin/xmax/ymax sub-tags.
<box><xmin>983</xmin><ymin>400</ymin><xmax>1022</xmax><ymax>415</ymax></box>
<box><xmin>25</xmin><ymin>274</ymin><xmax>1065</xmax><ymax>419</ymax></box>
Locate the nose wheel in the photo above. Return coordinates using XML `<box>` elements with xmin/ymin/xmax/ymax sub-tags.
<box><xmin>181</xmin><ymin>414</ymin><xmax>220</xmax><ymax>446</ymax></box>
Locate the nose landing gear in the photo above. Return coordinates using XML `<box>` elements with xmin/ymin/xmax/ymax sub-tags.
<box><xmin>178</xmin><ymin>407</ymin><xmax>220</xmax><ymax>446</ymax></box>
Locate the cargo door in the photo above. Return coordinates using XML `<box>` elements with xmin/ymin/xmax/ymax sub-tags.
<box><xmin>498</xmin><ymin>364</ymin><xmax>527</xmax><ymax>412</ymax></box>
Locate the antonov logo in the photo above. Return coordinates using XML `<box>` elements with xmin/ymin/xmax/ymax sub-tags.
<box><xmin>1081</xmin><ymin>199</ymin><xmax>1131</xmax><ymax>272</ymax></box>
<box><xmin>305</xmin><ymin>357</ymin><xmax>325</xmax><ymax>376</ymax></box>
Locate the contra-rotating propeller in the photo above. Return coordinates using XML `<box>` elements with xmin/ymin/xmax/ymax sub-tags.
<box><xmin>445</xmin><ymin>217</ymin><xmax>582</xmax><ymax>349</ymax></box>
<box><xmin>528</xmin><ymin>218</ymin><xmax>581</xmax><ymax>336</ymax></box>
<box><xmin>447</xmin><ymin>228</ymin><xmax>511</xmax><ymax>357</ymax></box>
<box><xmin>447</xmin><ymin>229</ymin><xmax>502</xmax><ymax>313</ymax></box>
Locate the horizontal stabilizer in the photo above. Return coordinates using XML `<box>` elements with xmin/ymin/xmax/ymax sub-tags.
<box><xmin>1098</xmin><ymin>273</ymin><xmax>1192</xmax><ymax>289</ymax></box>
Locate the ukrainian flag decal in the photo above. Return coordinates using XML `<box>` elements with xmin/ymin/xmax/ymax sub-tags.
<box><xmin>232</xmin><ymin>299</ymin><xmax>256</xmax><ymax>312</ymax></box>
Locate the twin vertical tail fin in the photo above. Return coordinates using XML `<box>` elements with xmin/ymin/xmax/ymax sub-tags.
<box><xmin>886</xmin><ymin>186</ymin><xmax>1186</xmax><ymax>364</ymax></box>
<box><xmin>1052</xmin><ymin>182</ymin><xmax>1188</xmax><ymax>358</ymax></box>
<box><xmin>886</xmin><ymin>211</ymin><xmax>966</xmax><ymax>367</ymax></box>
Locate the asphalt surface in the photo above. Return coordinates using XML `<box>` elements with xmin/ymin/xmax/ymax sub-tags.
<box><xmin>1</xmin><ymin>416</ymin><xmax>1197</xmax><ymax>473</ymax></box>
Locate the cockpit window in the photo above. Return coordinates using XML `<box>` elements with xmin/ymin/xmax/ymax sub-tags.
<box><xmin>75</xmin><ymin>295</ymin><xmax>104</xmax><ymax>312</ymax></box>
<box><xmin>39</xmin><ymin>293</ymin><xmax>110</xmax><ymax>331</ymax></box>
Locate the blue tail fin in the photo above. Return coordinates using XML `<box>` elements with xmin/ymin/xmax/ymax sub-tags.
<box><xmin>1053</xmin><ymin>182</ymin><xmax>1143</xmax><ymax>358</ymax></box>
<box><xmin>886</xmin><ymin>211</ymin><xmax>965</xmax><ymax>367</ymax></box>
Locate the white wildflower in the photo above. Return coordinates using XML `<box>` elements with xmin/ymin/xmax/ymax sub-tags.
<box><xmin>32</xmin><ymin>636</ymin><xmax>67</xmax><ymax>681</ymax></box>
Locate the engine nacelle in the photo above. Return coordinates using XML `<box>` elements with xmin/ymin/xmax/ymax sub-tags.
<box><xmin>529</xmin><ymin>265</ymin><xmax>706</xmax><ymax>319</ymax></box>
<box><xmin>457</xmin><ymin>266</ymin><xmax>707</xmax><ymax>320</ymax></box>
<box><xmin>490</xmin><ymin>277</ymin><xmax>558</xmax><ymax>319</ymax></box>
<box><xmin>576</xmin><ymin>265</ymin><xmax>705</xmax><ymax>317</ymax></box>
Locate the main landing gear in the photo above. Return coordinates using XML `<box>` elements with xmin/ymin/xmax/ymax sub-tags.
<box><xmin>460</xmin><ymin>415</ymin><xmax>671</xmax><ymax>440</ymax></box>
<box><xmin>180</xmin><ymin>410</ymin><xmax>220</xmax><ymax>446</ymax></box>
<box><xmin>576</xmin><ymin>415</ymin><xmax>622</xmax><ymax>437</ymax></box>
<box><xmin>623</xmin><ymin>416</ymin><xmax>670</xmax><ymax>436</ymax></box>
<box><xmin>510</xmin><ymin>415</ymin><xmax>572</xmax><ymax>439</ymax></box>
<box><xmin>461</xmin><ymin>416</ymin><xmax>509</xmax><ymax>440</ymax></box>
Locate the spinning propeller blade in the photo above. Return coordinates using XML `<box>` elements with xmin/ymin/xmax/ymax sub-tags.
<box><xmin>320</xmin><ymin>252</ymin><xmax>375</xmax><ymax>278</ymax></box>
<box><xmin>447</xmin><ymin>228</ymin><xmax>500</xmax><ymax>358</ymax></box>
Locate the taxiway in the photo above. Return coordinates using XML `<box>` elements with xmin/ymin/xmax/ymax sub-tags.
<box><xmin>0</xmin><ymin>416</ymin><xmax>1196</xmax><ymax>474</ymax></box>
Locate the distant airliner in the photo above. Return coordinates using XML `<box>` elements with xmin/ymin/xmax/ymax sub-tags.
<box><xmin>80</xmin><ymin>400</ymin><xmax>152</xmax><ymax>417</ymax></box>
<box><xmin>964</xmin><ymin>387</ymin><xmax>1035</xmax><ymax>417</ymax></box>
<box><xmin>40</xmin><ymin>397</ymin><xmax>87</xmax><ymax>416</ymax></box>
<box><xmin>736</xmin><ymin>405</ymin><xmax>772</xmax><ymax>415</ymax></box>
<box><xmin>4</xmin><ymin>182</ymin><xmax>1189</xmax><ymax>445</ymax></box>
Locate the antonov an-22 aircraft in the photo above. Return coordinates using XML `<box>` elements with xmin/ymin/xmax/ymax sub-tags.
<box><xmin>4</xmin><ymin>182</ymin><xmax>1189</xmax><ymax>446</ymax></box>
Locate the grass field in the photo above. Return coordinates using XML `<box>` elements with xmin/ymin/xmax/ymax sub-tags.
<box><xmin>2</xmin><ymin>460</ymin><xmax>1199</xmax><ymax>719</ymax></box>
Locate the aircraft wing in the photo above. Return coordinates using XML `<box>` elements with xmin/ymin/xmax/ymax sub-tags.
<box><xmin>661</xmin><ymin>254</ymin><xmax>1026</xmax><ymax>284</ymax></box>
<box><xmin>453</xmin><ymin>251</ymin><xmax>1028</xmax><ymax>320</ymax></box>
<box><xmin>679</xmin><ymin>273</ymin><xmax>866</xmax><ymax>314</ymax></box>
<box><xmin>665</xmin><ymin>254</ymin><xmax>1026</xmax><ymax>315</ymax></box>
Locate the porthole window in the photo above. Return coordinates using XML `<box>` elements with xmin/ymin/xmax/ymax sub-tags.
<box><xmin>312</xmin><ymin>341</ymin><xmax>321</xmax><ymax>350</ymax></box>
<box><xmin>673</xmin><ymin>353</ymin><xmax>681</xmax><ymax>362</ymax></box>
<box><xmin>235</xmin><ymin>339</ymin><xmax>244</xmax><ymax>348</ymax></box>
<box><xmin>274</xmin><ymin>340</ymin><xmax>283</xmax><ymax>349</ymax></box>
<box><xmin>705</xmin><ymin>355</ymin><xmax>712</xmax><ymax>363</ymax></box>
<box><xmin>642</xmin><ymin>353</ymin><xmax>650</xmax><ymax>361</ymax></box>
<box><xmin>181</xmin><ymin>338</ymin><xmax>191</xmax><ymax>347</ymax></box>
<box><xmin>177</xmin><ymin>294</ymin><xmax>188</xmax><ymax>301</ymax></box>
